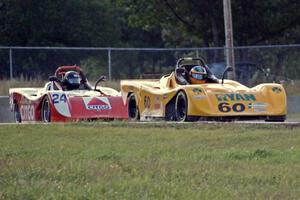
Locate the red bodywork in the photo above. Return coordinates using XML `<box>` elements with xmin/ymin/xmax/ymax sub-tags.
<box><xmin>9</xmin><ymin>66</ymin><xmax>128</xmax><ymax>122</ymax></box>
<box><xmin>50</xmin><ymin>95</ymin><xmax>128</xmax><ymax>122</ymax></box>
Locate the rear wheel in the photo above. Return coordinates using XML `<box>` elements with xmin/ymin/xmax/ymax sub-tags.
<box><xmin>13</xmin><ymin>103</ymin><xmax>21</xmax><ymax>123</ymax></box>
<box><xmin>128</xmin><ymin>93</ymin><xmax>140</xmax><ymax>120</ymax></box>
<box><xmin>41</xmin><ymin>96</ymin><xmax>51</xmax><ymax>122</ymax></box>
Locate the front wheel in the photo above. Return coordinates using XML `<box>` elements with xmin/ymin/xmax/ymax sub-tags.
<box><xmin>128</xmin><ymin>93</ymin><xmax>140</xmax><ymax>120</ymax></box>
<box><xmin>175</xmin><ymin>91</ymin><xmax>188</xmax><ymax>122</ymax></box>
<box><xmin>175</xmin><ymin>91</ymin><xmax>199</xmax><ymax>122</ymax></box>
<box><xmin>41</xmin><ymin>96</ymin><xmax>51</xmax><ymax>122</ymax></box>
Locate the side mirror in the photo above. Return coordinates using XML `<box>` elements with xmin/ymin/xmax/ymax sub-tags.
<box><xmin>222</xmin><ymin>66</ymin><xmax>233</xmax><ymax>84</ymax></box>
<box><xmin>100</xmin><ymin>76</ymin><xmax>106</xmax><ymax>81</ymax></box>
<box><xmin>94</xmin><ymin>76</ymin><xmax>107</xmax><ymax>91</ymax></box>
<box><xmin>49</xmin><ymin>76</ymin><xmax>58</xmax><ymax>82</ymax></box>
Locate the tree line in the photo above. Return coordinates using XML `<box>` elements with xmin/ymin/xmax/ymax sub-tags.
<box><xmin>1</xmin><ymin>0</ymin><xmax>299</xmax><ymax>47</ymax></box>
<box><xmin>0</xmin><ymin>0</ymin><xmax>299</xmax><ymax>80</ymax></box>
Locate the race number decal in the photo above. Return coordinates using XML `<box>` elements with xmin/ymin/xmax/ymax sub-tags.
<box><xmin>218</xmin><ymin>103</ymin><xmax>245</xmax><ymax>113</ymax></box>
<box><xmin>51</xmin><ymin>93</ymin><xmax>71</xmax><ymax>117</ymax></box>
<box><xmin>52</xmin><ymin>93</ymin><xmax>67</xmax><ymax>104</ymax></box>
<box><xmin>232</xmin><ymin>103</ymin><xmax>245</xmax><ymax>112</ymax></box>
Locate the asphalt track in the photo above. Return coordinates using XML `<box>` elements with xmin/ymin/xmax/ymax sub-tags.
<box><xmin>1</xmin><ymin>120</ymin><xmax>300</xmax><ymax>127</ymax></box>
<box><xmin>1</xmin><ymin>95</ymin><xmax>300</xmax><ymax>126</ymax></box>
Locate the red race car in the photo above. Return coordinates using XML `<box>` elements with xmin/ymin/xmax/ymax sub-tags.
<box><xmin>9</xmin><ymin>66</ymin><xmax>128</xmax><ymax>123</ymax></box>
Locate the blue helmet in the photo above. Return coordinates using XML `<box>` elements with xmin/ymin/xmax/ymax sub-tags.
<box><xmin>64</xmin><ymin>71</ymin><xmax>81</xmax><ymax>90</ymax></box>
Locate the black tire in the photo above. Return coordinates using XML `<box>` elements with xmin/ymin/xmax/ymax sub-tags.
<box><xmin>13</xmin><ymin>103</ymin><xmax>22</xmax><ymax>123</ymax></box>
<box><xmin>175</xmin><ymin>91</ymin><xmax>188</xmax><ymax>122</ymax></box>
<box><xmin>165</xmin><ymin>100</ymin><xmax>176</xmax><ymax>121</ymax></box>
<box><xmin>128</xmin><ymin>93</ymin><xmax>140</xmax><ymax>120</ymax></box>
<box><xmin>41</xmin><ymin>96</ymin><xmax>51</xmax><ymax>123</ymax></box>
<box><xmin>265</xmin><ymin>115</ymin><xmax>286</xmax><ymax>122</ymax></box>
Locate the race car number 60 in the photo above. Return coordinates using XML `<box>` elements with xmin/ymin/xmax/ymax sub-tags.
<box><xmin>52</xmin><ymin>93</ymin><xmax>67</xmax><ymax>104</ymax></box>
<box><xmin>218</xmin><ymin>102</ymin><xmax>245</xmax><ymax>112</ymax></box>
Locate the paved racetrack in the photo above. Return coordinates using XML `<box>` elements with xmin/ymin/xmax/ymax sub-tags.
<box><xmin>1</xmin><ymin>95</ymin><xmax>300</xmax><ymax>125</ymax></box>
<box><xmin>0</xmin><ymin>121</ymin><xmax>300</xmax><ymax>127</ymax></box>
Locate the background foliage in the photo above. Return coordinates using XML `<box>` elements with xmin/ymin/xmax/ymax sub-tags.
<box><xmin>1</xmin><ymin>0</ymin><xmax>299</xmax><ymax>47</ymax></box>
<box><xmin>0</xmin><ymin>0</ymin><xmax>299</xmax><ymax>80</ymax></box>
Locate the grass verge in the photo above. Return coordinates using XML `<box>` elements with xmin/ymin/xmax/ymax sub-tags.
<box><xmin>0</xmin><ymin>122</ymin><xmax>300</xmax><ymax>199</ymax></box>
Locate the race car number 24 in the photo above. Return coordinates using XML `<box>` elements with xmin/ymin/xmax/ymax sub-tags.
<box><xmin>52</xmin><ymin>94</ymin><xmax>67</xmax><ymax>104</ymax></box>
<box><xmin>218</xmin><ymin>102</ymin><xmax>245</xmax><ymax>113</ymax></box>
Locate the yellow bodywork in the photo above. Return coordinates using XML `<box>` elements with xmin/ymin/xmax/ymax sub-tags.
<box><xmin>121</xmin><ymin>72</ymin><xmax>287</xmax><ymax>120</ymax></box>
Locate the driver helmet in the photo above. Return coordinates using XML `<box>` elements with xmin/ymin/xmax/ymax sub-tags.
<box><xmin>64</xmin><ymin>71</ymin><xmax>81</xmax><ymax>90</ymax></box>
<box><xmin>189</xmin><ymin>66</ymin><xmax>207</xmax><ymax>84</ymax></box>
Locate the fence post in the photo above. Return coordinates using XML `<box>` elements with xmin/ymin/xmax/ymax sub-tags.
<box><xmin>108</xmin><ymin>48</ymin><xmax>111</xmax><ymax>81</ymax></box>
<box><xmin>195</xmin><ymin>49</ymin><xmax>200</xmax><ymax>65</ymax></box>
<box><xmin>195</xmin><ymin>49</ymin><xmax>199</xmax><ymax>58</ymax></box>
<box><xmin>9</xmin><ymin>48</ymin><xmax>13</xmax><ymax>79</ymax></box>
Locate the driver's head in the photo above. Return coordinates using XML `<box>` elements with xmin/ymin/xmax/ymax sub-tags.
<box><xmin>189</xmin><ymin>66</ymin><xmax>207</xmax><ymax>84</ymax></box>
<box><xmin>64</xmin><ymin>71</ymin><xmax>81</xmax><ymax>90</ymax></box>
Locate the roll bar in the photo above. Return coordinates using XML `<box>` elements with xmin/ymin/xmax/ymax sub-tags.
<box><xmin>54</xmin><ymin>65</ymin><xmax>87</xmax><ymax>82</ymax></box>
<box><xmin>175</xmin><ymin>57</ymin><xmax>206</xmax><ymax>69</ymax></box>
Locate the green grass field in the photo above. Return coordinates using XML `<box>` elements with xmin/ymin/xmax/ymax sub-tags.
<box><xmin>0</xmin><ymin>122</ymin><xmax>300</xmax><ymax>199</ymax></box>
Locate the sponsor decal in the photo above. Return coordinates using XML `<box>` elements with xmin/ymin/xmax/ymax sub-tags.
<box><xmin>144</xmin><ymin>96</ymin><xmax>161</xmax><ymax>109</ymax></box>
<box><xmin>192</xmin><ymin>88</ymin><xmax>202</xmax><ymax>94</ymax></box>
<box><xmin>154</xmin><ymin>96</ymin><xmax>161</xmax><ymax>109</ymax></box>
<box><xmin>162</xmin><ymin>94</ymin><xmax>168</xmax><ymax>99</ymax></box>
<box><xmin>248</xmin><ymin>102</ymin><xmax>267</xmax><ymax>112</ymax></box>
<box><xmin>215</xmin><ymin>93</ymin><xmax>256</xmax><ymax>102</ymax></box>
<box><xmin>192</xmin><ymin>88</ymin><xmax>205</xmax><ymax>100</ymax></box>
<box><xmin>272</xmin><ymin>87</ymin><xmax>282</xmax><ymax>93</ymax></box>
<box><xmin>144</xmin><ymin>96</ymin><xmax>151</xmax><ymax>109</ymax></box>
<box><xmin>20</xmin><ymin>104</ymin><xmax>35</xmax><ymax>121</ymax></box>
<box><xmin>193</xmin><ymin>95</ymin><xmax>207</xmax><ymax>100</ymax></box>
<box><xmin>83</xmin><ymin>97</ymin><xmax>112</xmax><ymax>111</ymax></box>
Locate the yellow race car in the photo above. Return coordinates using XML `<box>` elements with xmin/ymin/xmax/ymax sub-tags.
<box><xmin>121</xmin><ymin>57</ymin><xmax>287</xmax><ymax>122</ymax></box>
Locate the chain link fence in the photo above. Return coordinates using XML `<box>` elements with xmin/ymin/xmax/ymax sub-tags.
<box><xmin>0</xmin><ymin>45</ymin><xmax>299</xmax><ymax>86</ymax></box>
